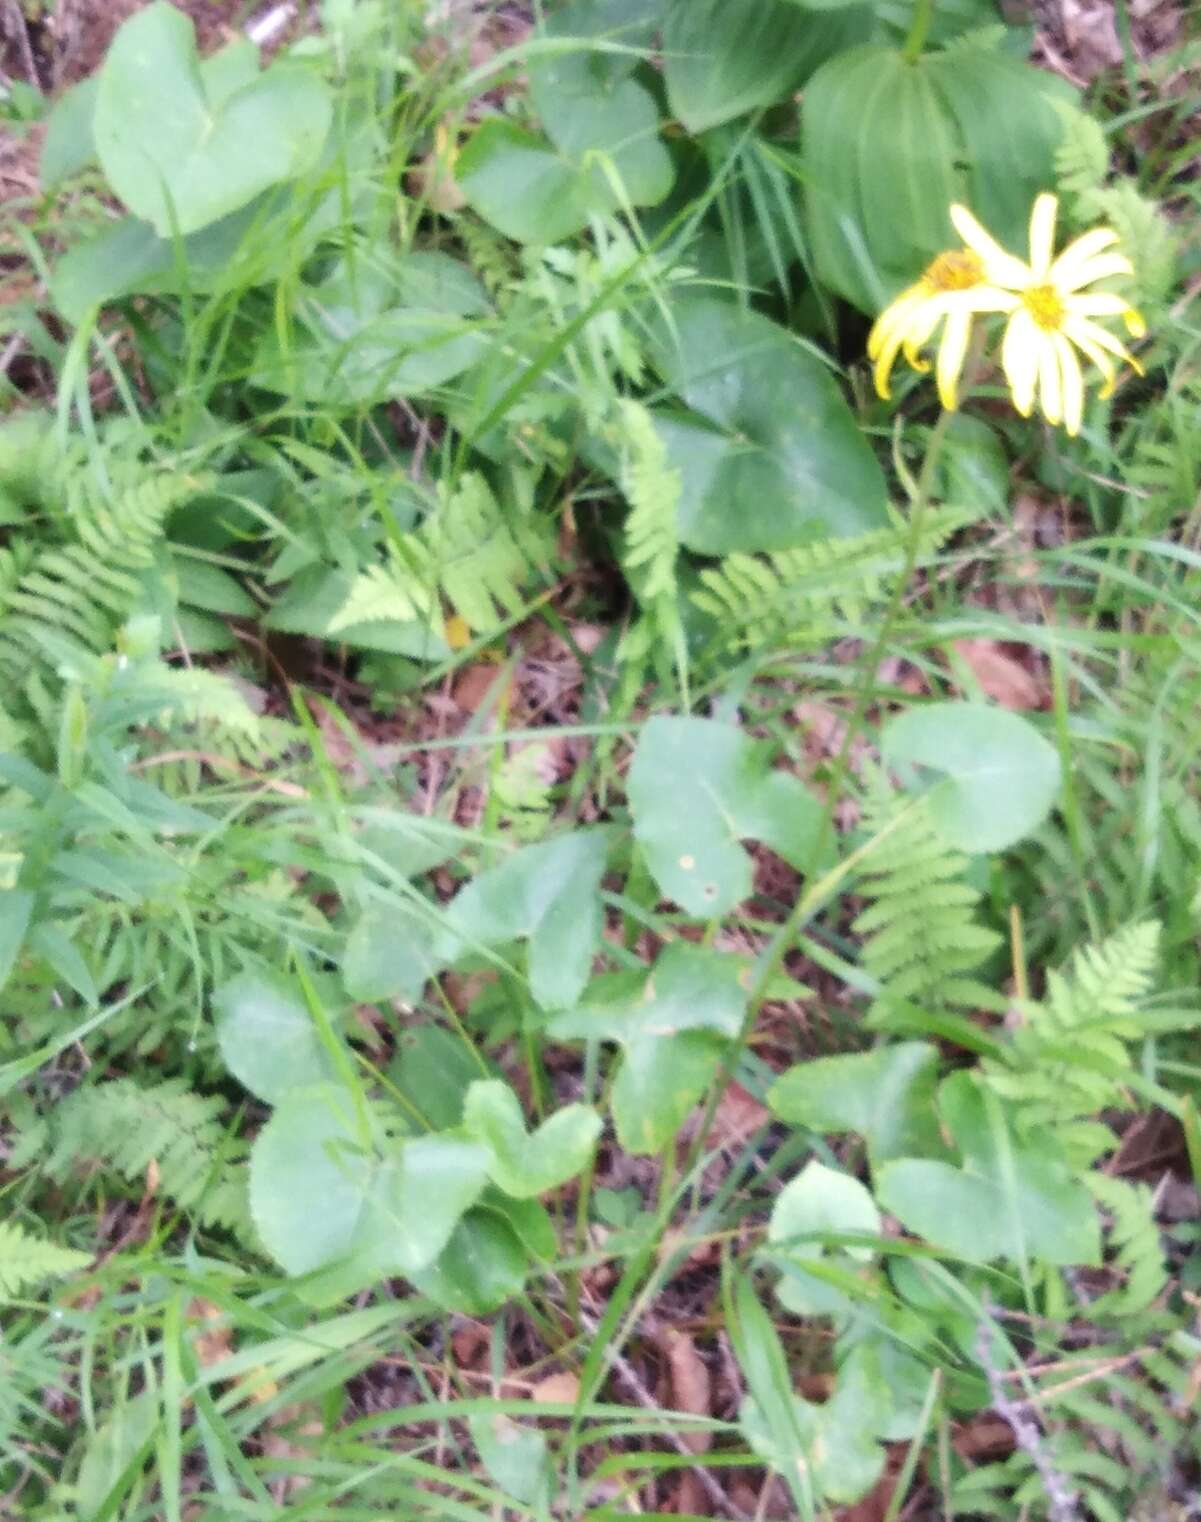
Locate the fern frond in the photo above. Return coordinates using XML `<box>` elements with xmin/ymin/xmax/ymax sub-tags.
<box><xmin>855</xmin><ymin>780</ymin><xmax>1002</xmax><ymax>1024</ymax></box>
<box><xmin>1086</xmin><ymin>1174</ymin><xmax>1168</xmax><ymax>1318</ymax></box>
<box><xmin>693</xmin><ymin>508</ymin><xmax>963</xmax><ymax>654</ymax></box>
<box><xmin>981</xmin><ymin>923</ymin><xmax>1159</xmax><ymax>1141</ymax></box>
<box><xmin>331</xmin><ymin>472</ymin><xmax>552</xmax><ymax>639</ymax></box>
<box><xmin>0</xmin><ymin>1221</ymin><xmax>90</xmax><ymax>1296</ymax></box>
<box><xmin>45</xmin><ymin>1077</ymin><xmax>249</xmax><ymax>1236</ymax></box>
<box><xmin>1054</xmin><ymin>101</ymin><xmax>1110</xmax><ymax>205</ymax></box>
<box><xmin>0</xmin><ymin>471</ymin><xmax>211</xmax><ymax>679</ymax></box>
<box><xmin>617</xmin><ymin>400</ymin><xmax>680</xmax><ymax>605</ymax></box>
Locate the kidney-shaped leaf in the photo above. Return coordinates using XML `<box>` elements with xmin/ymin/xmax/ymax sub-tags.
<box><xmin>882</xmin><ymin>702</ymin><xmax>1061</xmax><ymax>853</ymax></box>
<box><xmin>464</xmin><ymin>1080</ymin><xmax>602</xmax><ymax>1199</ymax></box>
<box><xmin>649</xmin><ymin>298</ymin><xmax>888</xmax><ymax>553</ymax></box>
<box><xmin>768</xmin><ymin>1042</ymin><xmax>945</xmax><ymax>1166</ymax></box>
<box><xmin>435</xmin><ymin>827</ymin><xmax>614</xmax><ymax>1009</ymax></box>
<box><xmin>628</xmin><ymin>715</ymin><xmax>823</xmax><ymax>916</ymax></box>
<box><xmin>94</xmin><ymin>2</ymin><xmax>332</xmax><ymax>236</ymax></box>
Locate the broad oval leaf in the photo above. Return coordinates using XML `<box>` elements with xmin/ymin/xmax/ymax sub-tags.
<box><xmin>882</xmin><ymin>702</ymin><xmax>1061</xmax><ymax>852</ymax></box>
<box><xmin>802</xmin><ymin>41</ymin><xmax>1067</xmax><ymax>314</ymax></box>
<box><xmin>94</xmin><ymin>3</ymin><xmax>332</xmax><ymax>237</ymax></box>
<box><xmin>663</xmin><ymin>0</ymin><xmax>871</xmax><ymax>134</ymax></box>
<box><xmin>649</xmin><ymin>298</ymin><xmax>888</xmax><ymax>552</ymax></box>
<box><xmin>768</xmin><ymin>1160</ymin><xmax>880</xmax><ymax>1316</ymax></box>
<box><xmin>410</xmin><ymin>1207</ymin><xmax>529</xmax><ymax>1315</ymax></box>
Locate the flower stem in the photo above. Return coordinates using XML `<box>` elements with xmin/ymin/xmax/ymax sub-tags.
<box><xmin>903</xmin><ymin>0</ymin><xmax>936</xmax><ymax>60</ymax></box>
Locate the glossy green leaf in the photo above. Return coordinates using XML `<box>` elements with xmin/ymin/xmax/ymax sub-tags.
<box><xmin>882</xmin><ymin>702</ymin><xmax>1061</xmax><ymax>852</ymax></box>
<box><xmin>768</xmin><ymin>1042</ymin><xmax>945</xmax><ymax>1165</ymax></box>
<box><xmin>464</xmin><ymin>1080</ymin><xmax>601</xmax><ymax>1198</ymax></box>
<box><xmin>390</xmin><ymin>1025</ymin><xmax>486</xmax><ymax>1132</ymax></box>
<box><xmin>250</xmin><ymin>1086</ymin><xmax>490</xmax><ymax>1278</ymax></box>
<box><xmin>649</xmin><ymin>298</ymin><xmax>888</xmax><ymax>552</ymax></box>
<box><xmin>627</xmin><ymin>715</ymin><xmax>824</xmax><ymax>916</ymax></box>
<box><xmin>877</xmin><ymin>1072</ymin><xmax>1100</xmax><ymax>1266</ymax></box>
<box><xmin>213</xmin><ymin>971</ymin><xmax>335</xmax><ymax>1105</ymax></box>
<box><xmin>94</xmin><ymin>3</ymin><xmax>332</xmax><ymax>236</ymax></box>
<box><xmin>663</xmin><ymin>0</ymin><xmax>871</xmax><ymax>134</ymax></box>
<box><xmin>768</xmin><ymin>1161</ymin><xmax>880</xmax><ymax>1317</ymax></box>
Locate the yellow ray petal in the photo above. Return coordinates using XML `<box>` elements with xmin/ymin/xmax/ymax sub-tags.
<box><xmin>1066</xmin><ymin>291</ymin><xmax>1135</xmax><ymax>319</ymax></box>
<box><xmin>1002</xmin><ymin>309</ymin><xmax>1039</xmax><ymax>417</ymax></box>
<box><xmin>868</xmin><ymin>286</ymin><xmax>923</xmax><ymax>360</ymax></box>
<box><xmin>1058</xmin><ymin>252</ymin><xmax>1135</xmax><ymax>292</ymax></box>
<box><xmin>1065</xmin><ymin>315</ymin><xmax>1142</xmax><ymax>375</ymax></box>
<box><xmin>1037</xmin><ymin>327</ymin><xmax>1063</xmax><ymax>425</ymax></box>
<box><xmin>1061</xmin><ymin>321</ymin><xmax>1116</xmax><ymax>397</ymax></box>
<box><xmin>949</xmin><ymin>204</ymin><xmax>1030</xmax><ymax>289</ymax></box>
<box><xmin>1049</xmin><ymin>227</ymin><xmax>1119</xmax><ymax>285</ymax></box>
<box><xmin>936</xmin><ymin>305</ymin><xmax>971</xmax><ymax>411</ymax></box>
<box><xmin>900</xmin><ymin>297</ymin><xmax>946</xmax><ymax>373</ymax></box>
<box><xmin>1053</xmin><ymin>333</ymin><xmax>1084</xmax><ymax>436</ymax></box>
<box><xmin>1028</xmin><ymin>193</ymin><xmax>1059</xmax><ymax>280</ymax></box>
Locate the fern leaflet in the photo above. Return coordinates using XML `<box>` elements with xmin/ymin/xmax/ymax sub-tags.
<box><xmin>0</xmin><ymin>1221</ymin><xmax>90</xmax><ymax>1296</ymax></box>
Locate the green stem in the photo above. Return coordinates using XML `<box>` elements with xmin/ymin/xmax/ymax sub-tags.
<box><xmin>903</xmin><ymin>0</ymin><xmax>935</xmax><ymax>60</ymax></box>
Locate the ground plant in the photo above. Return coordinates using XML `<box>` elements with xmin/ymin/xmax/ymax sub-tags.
<box><xmin>0</xmin><ymin>0</ymin><xmax>1199</xmax><ymax>1517</ymax></box>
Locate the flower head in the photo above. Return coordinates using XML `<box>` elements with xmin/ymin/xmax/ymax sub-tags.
<box><xmin>868</xmin><ymin>249</ymin><xmax>1014</xmax><ymax>410</ymax></box>
<box><xmin>949</xmin><ymin>193</ymin><xmax>1144</xmax><ymax>435</ymax></box>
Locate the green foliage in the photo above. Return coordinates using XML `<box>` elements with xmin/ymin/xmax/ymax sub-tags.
<box><xmin>979</xmin><ymin>922</ymin><xmax>1160</xmax><ymax>1146</ymax></box>
<box><xmin>0</xmin><ymin>1220</ymin><xmax>90</xmax><ymax>1296</ymax></box>
<box><xmin>692</xmin><ymin>507</ymin><xmax>964</xmax><ymax>653</ymax></box>
<box><xmin>853</xmin><ymin>781</ymin><xmax>1004</xmax><ymax>1028</ymax></box>
<box><xmin>41</xmin><ymin>1077</ymin><xmax>250</xmax><ymax>1234</ymax></box>
<box><xmin>4</xmin><ymin>0</ymin><xmax>1197</xmax><ymax>1514</ymax></box>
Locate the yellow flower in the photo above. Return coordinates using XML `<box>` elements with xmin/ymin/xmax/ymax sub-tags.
<box><xmin>949</xmin><ymin>193</ymin><xmax>1145</xmax><ymax>436</ymax></box>
<box><xmin>868</xmin><ymin>249</ymin><xmax>1015</xmax><ymax>410</ymax></box>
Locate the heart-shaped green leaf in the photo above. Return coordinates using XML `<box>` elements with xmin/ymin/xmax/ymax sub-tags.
<box><xmin>464</xmin><ymin>1080</ymin><xmax>601</xmax><ymax>1199</ymax></box>
<box><xmin>409</xmin><ymin>1206</ymin><xmax>529</xmax><ymax>1315</ymax></box>
<box><xmin>94</xmin><ymin>2</ymin><xmax>332</xmax><ymax>236</ymax></box>
<box><xmin>249</xmin><ymin>1085</ymin><xmax>489</xmax><ymax>1277</ymax></box>
<box><xmin>882</xmin><ymin>702</ymin><xmax>1061</xmax><ymax>853</ymax></box>
<box><xmin>627</xmin><ymin>715</ymin><xmax>824</xmax><ymax>916</ymax></box>
<box><xmin>435</xmin><ymin>827</ymin><xmax>613</xmax><ymax>1010</ymax></box>
<box><xmin>649</xmin><ymin>298</ymin><xmax>888</xmax><ymax>552</ymax></box>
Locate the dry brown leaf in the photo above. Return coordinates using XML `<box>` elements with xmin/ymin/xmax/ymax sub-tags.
<box><xmin>187</xmin><ymin>1297</ymin><xmax>232</xmax><ymax>1369</ymax></box>
<box><xmin>660</xmin><ymin>1330</ymin><xmax>712</xmax><ymax>1454</ymax></box>
<box><xmin>953</xmin><ymin>640</ymin><xmax>1045</xmax><ymax>711</ymax></box>
<box><xmin>530</xmin><ymin>1371</ymin><xmax>580</xmax><ymax>1405</ymax></box>
<box><xmin>707</xmin><ymin>1082</ymin><xmax>770</xmax><ymax>1149</ymax></box>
